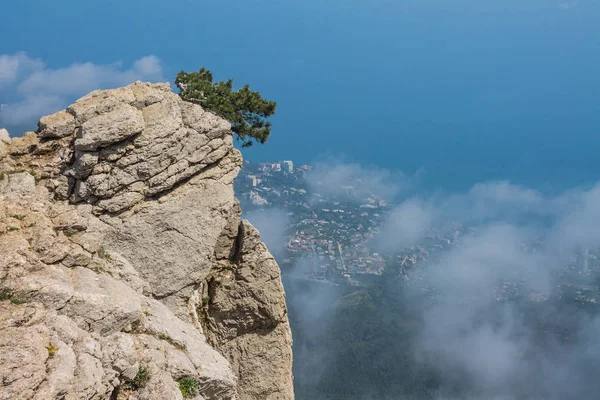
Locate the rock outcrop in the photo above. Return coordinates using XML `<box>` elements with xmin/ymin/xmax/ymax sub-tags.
<box><xmin>0</xmin><ymin>83</ymin><xmax>294</xmax><ymax>400</ymax></box>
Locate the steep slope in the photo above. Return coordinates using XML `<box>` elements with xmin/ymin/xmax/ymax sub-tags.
<box><xmin>0</xmin><ymin>82</ymin><xmax>293</xmax><ymax>400</ymax></box>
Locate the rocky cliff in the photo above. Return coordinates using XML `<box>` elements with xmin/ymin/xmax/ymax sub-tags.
<box><xmin>0</xmin><ymin>82</ymin><xmax>293</xmax><ymax>400</ymax></box>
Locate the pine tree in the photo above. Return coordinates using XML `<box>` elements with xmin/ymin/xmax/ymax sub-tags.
<box><xmin>175</xmin><ymin>68</ymin><xmax>276</xmax><ymax>147</ymax></box>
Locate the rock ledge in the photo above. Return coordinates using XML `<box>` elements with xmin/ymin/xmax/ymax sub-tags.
<box><xmin>0</xmin><ymin>82</ymin><xmax>293</xmax><ymax>400</ymax></box>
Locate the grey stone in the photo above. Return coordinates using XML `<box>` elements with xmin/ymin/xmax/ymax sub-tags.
<box><xmin>0</xmin><ymin>82</ymin><xmax>294</xmax><ymax>400</ymax></box>
<box><xmin>38</xmin><ymin>110</ymin><xmax>76</xmax><ymax>139</ymax></box>
<box><xmin>75</xmin><ymin>104</ymin><xmax>144</xmax><ymax>151</ymax></box>
<box><xmin>204</xmin><ymin>221</ymin><xmax>294</xmax><ymax>400</ymax></box>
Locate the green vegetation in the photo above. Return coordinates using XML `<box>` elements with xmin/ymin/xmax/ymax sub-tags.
<box><xmin>287</xmin><ymin>276</ymin><xmax>442</xmax><ymax>400</ymax></box>
<box><xmin>0</xmin><ymin>289</ymin><xmax>24</xmax><ymax>305</ymax></box>
<box><xmin>154</xmin><ymin>330</ymin><xmax>186</xmax><ymax>351</ymax></box>
<box><xmin>175</xmin><ymin>68</ymin><xmax>276</xmax><ymax>147</ymax></box>
<box><xmin>129</xmin><ymin>366</ymin><xmax>150</xmax><ymax>390</ymax></box>
<box><xmin>202</xmin><ymin>296</ymin><xmax>211</xmax><ymax>306</ymax></box>
<box><xmin>178</xmin><ymin>376</ymin><xmax>199</xmax><ymax>398</ymax></box>
<box><xmin>117</xmin><ymin>365</ymin><xmax>150</xmax><ymax>395</ymax></box>
<box><xmin>0</xmin><ymin>169</ymin><xmax>37</xmax><ymax>180</ymax></box>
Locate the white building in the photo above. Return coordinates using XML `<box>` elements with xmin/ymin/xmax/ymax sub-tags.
<box><xmin>246</xmin><ymin>175</ymin><xmax>261</xmax><ymax>187</ymax></box>
<box><xmin>281</xmin><ymin>160</ymin><xmax>294</xmax><ymax>173</ymax></box>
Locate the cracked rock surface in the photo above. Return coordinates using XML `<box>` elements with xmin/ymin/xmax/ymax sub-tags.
<box><xmin>0</xmin><ymin>82</ymin><xmax>293</xmax><ymax>400</ymax></box>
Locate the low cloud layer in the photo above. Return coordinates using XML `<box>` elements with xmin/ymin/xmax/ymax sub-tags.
<box><xmin>269</xmin><ymin>159</ymin><xmax>600</xmax><ymax>399</ymax></box>
<box><xmin>0</xmin><ymin>52</ymin><xmax>163</xmax><ymax>130</ymax></box>
<box><xmin>306</xmin><ymin>159</ymin><xmax>415</xmax><ymax>202</ymax></box>
<box><xmin>243</xmin><ymin>208</ymin><xmax>291</xmax><ymax>260</ymax></box>
<box><xmin>377</xmin><ymin>198</ymin><xmax>435</xmax><ymax>252</ymax></box>
<box><xmin>382</xmin><ymin>180</ymin><xmax>600</xmax><ymax>399</ymax></box>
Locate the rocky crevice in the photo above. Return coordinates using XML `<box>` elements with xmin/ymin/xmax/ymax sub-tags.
<box><xmin>0</xmin><ymin>82</ymin><xmax>293</xmax><ymax>400</ymax></box>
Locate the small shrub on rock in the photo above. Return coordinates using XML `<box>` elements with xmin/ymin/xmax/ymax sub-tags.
<box><xmin>178</xmin><ymin>376</ymin><xmax>199</xmax><ymax>398</ymax></box>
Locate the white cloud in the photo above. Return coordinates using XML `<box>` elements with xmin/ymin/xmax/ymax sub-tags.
<box><xmin>0</xmin><ymin>52</ymin><xmax>44</xmax><ymax>85</ymax></box>
<box><xmin>307</xmin><ymin>159</ymin><xmax>412</xmax><ymax>202</ymax></box>
<box><xmin>549</xmin><ymin>183</ymin><xmax>600</xmax><ymax>251</ymax></box>
<box><xmin>243</xmin><ymin>208</ymin><xmax>290</xmax><ymax>259</ymax></box>
<box><xmin>468</xmin><ymin>181</ymin><xmax>542</xmax><ymax>208</ymax></box>
<box><xmin>398</xmin><ymin>182</ymin><xmax>600</xmax><ymax>399</ymax></box>
<box><xmin>132</xmin><ymin>56</ymin><xmax>163</xmax><ymax>77</ymax></box>
<box><xmin>17</xmin><ymin>55</ymin><xmax>162</xmax><ymax>96</ymax></box>
<box><xmin>424</xmin><ymin>223</ymin><xmax>553</xmax><ymax>295</ymax></box>
<box><xmin>440</xmin><ymin>181</ymin><xmax>547</xmax><ymax>224</ymax></box>
<box><xmin>0</xmin><ymin>52</ymin><xmax>164</xmax><ymax>132</ymax></box>
<box><xmin>1</xmin><ymin>95</ymin><xmax>65</xmax><ymax>126</ymax></box>
<box><xmin>377</xmin><ymin>198</ymin><xmax>435</xmax><ymax>251</ymax></box>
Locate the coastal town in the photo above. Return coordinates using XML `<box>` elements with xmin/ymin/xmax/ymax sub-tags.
<box><xmin>235</xmin><ymin>159</ymin><xmax>435</xmax><ymax>285</ymax></box>
<box><xmin>234</xmin><ymin>159</ymin><xmax>600</xmax><ymax>308</ymax></box>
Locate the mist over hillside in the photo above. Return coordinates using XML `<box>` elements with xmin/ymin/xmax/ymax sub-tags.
<box><xmin>240</xmin><ymin>160</ymin><xmax>600</xmax><ymax>400</ymax></box>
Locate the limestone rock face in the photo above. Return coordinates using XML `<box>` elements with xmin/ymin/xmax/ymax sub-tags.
<box><xmin>0</xmin><ymin>82</ymin><xmax>293</xmax><ymax>400</ymax></box>
<box><xmin>205</xmin><ymin>221</ymin><xmax>294</xmax><ymax>400</ymax></box>
<box><xmin>0</xmin><ymin>129</ymin><xmax>10</xmax><ymax>143</ymax></box>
